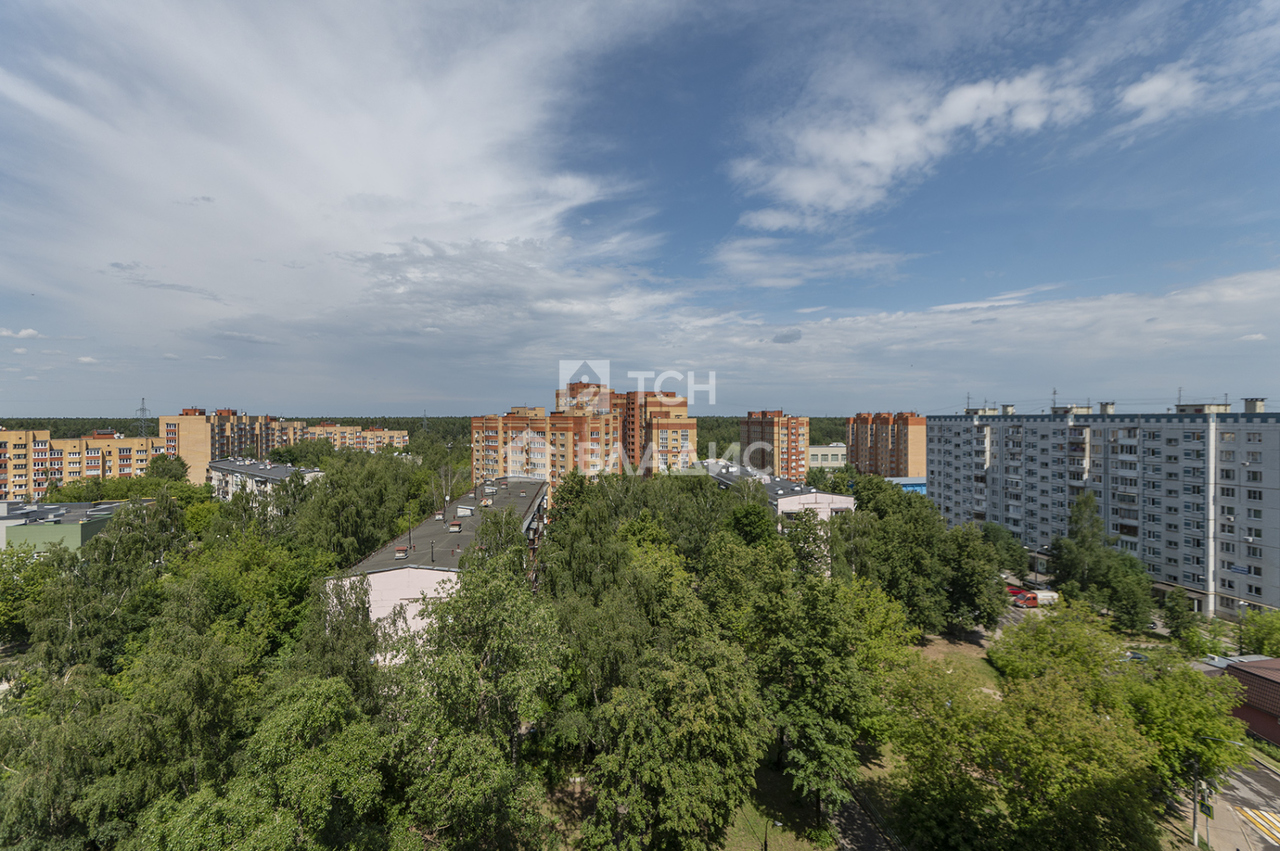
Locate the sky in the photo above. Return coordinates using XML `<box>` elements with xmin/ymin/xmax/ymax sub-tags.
<box><xmin>2</xmin><ymin>0</ymin><xmax>1280</xmax><ymax>419</ymax></box>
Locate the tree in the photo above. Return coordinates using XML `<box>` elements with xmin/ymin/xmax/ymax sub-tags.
<box><xmin>580</xmin><ymin>623</ymin><xmax>768</xmax><ymax>851</ymax></box>
<box><xmin>938</xmin><ymin>524</ymin><xmax>1006</xmax><ymax>634</ymax></box>
<box><xmin>784</xmin><ymin>508</ymin><xmax>830</xmax><ymax>577</ymax></box>
<box><xmin>145</xmin><ymin>453</ymin><xmax>189</xmax><ymax>482</ymax></box>
<box><xmin>753</xmin><ymin>574</ymin><xmax>914</xmax><ymax>814</ymax></box>
<box><xmin>1241</xmin><ymin>607</ymin><xmax>1280</xmax><ymax>656</ymax></box>
<box><xmin>727</xmin><ymin>502</ymin><xmax>775</xmax><ymax>546</ymax></box>
<box><xmin>0</xmin><ymin>544</ymin><xmax>49</xmax><ymax>643</ymax></box>
<box><xmin>1161</xmin><ymin>588</ymin><xmax>1206</xmax><ymax>653</ymax></box>
<box><xmin>392</xmin><ymin>552</ymin><xmax>564</xmax><ymax>849</ymax></box>
<box><xmin>981</xmin><ymin>521</ymin><xmax>1028</xmax><ymax>581</ymax></box>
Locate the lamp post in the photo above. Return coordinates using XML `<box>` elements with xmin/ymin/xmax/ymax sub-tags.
<box><xmin>763</xmin><ymin>819</ymin><xmax>782</xmax><ymax>851</ymax></box>
<box><xmin>1191</xmin><ymin>735</ymin><xmax>1248</xmax><ymax>848</ymax></box>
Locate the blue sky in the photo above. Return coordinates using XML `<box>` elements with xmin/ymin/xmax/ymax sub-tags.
<box><xmin>2</xmin><ymin>0</ymin><xmax>1279</xmax><ymax>418</ymax></box>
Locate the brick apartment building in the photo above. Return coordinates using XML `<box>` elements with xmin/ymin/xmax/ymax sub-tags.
<box><xmin>740</xmin><ymin>411</ymin><xmax>809</xmax><ymax>480</ymax></box>
<box><xmin>472</xmin><ymin>382</ymin><xmax>697</xmax><ymax>493</ymax></box>
<box><xmin>0</xmin><ymin>427</ymin><xmax>167</xmax><ymax>501</ymax></box>
<box><xmin>846</xmin><ymin>412</ymin><xmax>927</xmax><ymax>477</ymax></box>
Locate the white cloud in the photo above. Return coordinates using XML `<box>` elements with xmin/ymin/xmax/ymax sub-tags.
<box><xmin>1240</xmin><ymin>333</ymin><xmax>1267</xmax><ymax>341</ymax></box>
<box><xmin>12</xmin><ymin>347</ymin><xmax>26</xmax><ymax>354</ymax></box>
<box><xmin>0</xmin><ymin>328</ymin><xmax>38</xmax><ymax>338</ymax></box>
<box><xmin>77</xmin><ymin>356</ymin><xmax>98</xmax><ymax>363</ymax></box>
<box><xmin>734</xmin><ymin>67</ymin><xmax>1090</xmax><ymax>227</ymax></box>
<box><xmin>714</xmin><ymin>237</ymin><xmax>907</xmax><ymax>287</ymax></box>
<box><xmin>1118</xmin><ymin>64</ymin><xmax>1204</xmax><ymax>126</ymax></box>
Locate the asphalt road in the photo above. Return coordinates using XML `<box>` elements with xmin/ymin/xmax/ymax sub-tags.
<box><xmin>1218</xmin><ymin>759</ymin><xmax>1280</xmax><ymax>849</ymax></box>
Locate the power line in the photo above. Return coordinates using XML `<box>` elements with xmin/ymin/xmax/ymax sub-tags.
<box><xmin>134</xmin><ymin>397</ymin><xmax>152</xmax><ymax>437</ymax></box>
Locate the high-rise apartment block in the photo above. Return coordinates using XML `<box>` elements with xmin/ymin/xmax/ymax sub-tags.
<box><xmin>0</xmin><ymin>428</ymin><xmax>167</xmax><ymax>501</ymax></box>
<box><xmin>927</xmin><ymin>399</ymin><xmax>1279</xmax><ymax>618</ymax></box>
<box><xmin>740</xmin><ymin>411</ymin><xmax>809</xmax><ymax>480</ymax></box>
<box><xmin>846</xmin><ymin>412</ymin><xmax>926</xmax><ymax>477</ymax></box>
<box><xmin>160</xmin><ymin>409</ymin><xmax>309</xmax><ymax>485</ymax></box>
<box><xmin>472</xmin><ymin>382</ymin><xmax>697</xmax><ymax>492</ymax></box>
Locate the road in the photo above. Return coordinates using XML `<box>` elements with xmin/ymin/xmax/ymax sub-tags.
<box><xmin>1218</xmin><ymin>759</ymin><xmax>1280</xmax><ymax>849</ymax></box>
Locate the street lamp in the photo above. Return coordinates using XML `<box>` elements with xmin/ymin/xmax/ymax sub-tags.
<box><xmin>1191</xmin><ymin>735</ymin><xmax>1247</xmax><ymax>848</ymax></box>
<box><xmin>763</xmin><ymin>819</ymin><xmax>782</xmax><ymax>851</ymax></box>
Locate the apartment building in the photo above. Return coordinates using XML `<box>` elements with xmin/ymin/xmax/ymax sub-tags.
<box><xmin>472</xmin><ymin>382</ymin><xmax>697</xmax><ymax>493</ymax></box>
<box><xmin>0</xmin><ymin>427</ymin><xmax>167</xmax><ymax>501</ymax></box>
<box><xmin>927</xmin><ymin>399</ymin><xmax>1279</xmax><ymax>618</ymax></box>
<box><xmin>808</xmin><ymin>444</ymin><xmax>848</xmax><ymax>470</ymax></box>
<box><xmin>304</xmin><ymin>423</ymin><xmax>409</xmax><ymax>451</ymax></box>
<box><xmin>740</xmin><ymin>411</ymin><xmax>809</xmax><ymax>480</ymax></box>
<box><xmin>159</xmin><ymin>409</ymin><xmax>308</xmax><ymax>485</ymax></box>
<box><xmin>846</xmin><ymin>412</ymin><xmax>926</xmax><ymax>477</ymax></box>
<box><xmin>208</xmin><ymin>458</ymin><xmax>323</xmax><ymax>502</ymax></box>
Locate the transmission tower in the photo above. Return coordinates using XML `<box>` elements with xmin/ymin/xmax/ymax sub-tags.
<box><xmin>134</xmin><ymin>397</ymin><xmax>152</xmax><ymax>437</ymax></box>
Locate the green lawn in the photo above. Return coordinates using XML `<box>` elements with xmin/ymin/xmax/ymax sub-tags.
<box><xmin>723</xmin><ymin>764</ymin><xmax>832</xmax><ymax>851</ymax></box>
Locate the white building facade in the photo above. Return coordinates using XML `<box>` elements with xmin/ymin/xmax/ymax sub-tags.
<box><xmin>927</xmin><ymin>400</ymin><xmax>1278</xmax><ymax>618</ymax></box>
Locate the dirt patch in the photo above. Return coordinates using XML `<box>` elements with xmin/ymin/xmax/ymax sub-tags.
<box><xmin>920</xmin><ymin>635</ymin><xmax>992</xmax><ymax>660</ymax></box>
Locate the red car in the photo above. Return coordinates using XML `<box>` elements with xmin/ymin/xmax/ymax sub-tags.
<box><xmin>1006</xmin><ymin>585</ymin><xmax>1025</xmax><ymax>596</ymax></box>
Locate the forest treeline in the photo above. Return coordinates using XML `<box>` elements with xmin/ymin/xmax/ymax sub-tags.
<box><xmin>0</xmin><ymin>416</ymin><xmax>472</xmax><ymax>442</ymax></box>
<box><xmin>0</xmin><ymin>463</ymin><xmax>1254</xmax><ymax>850</ymax></box>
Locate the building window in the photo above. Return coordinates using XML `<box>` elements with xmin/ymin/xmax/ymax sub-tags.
<box><xmin>1247</xmin><ymin>432</ymin><xmax>1262</xmax><ymax>443</ymax></box>
<box><xmin>1248</xmin><ymin>489</ymin><xmax>1264</xmax><ymax>501</ymax></box>
<box><xmin>1247</xmin><ymin>584</ymin><xmax>1263</xmax><ymax>597</ymax></box>
<box><xmin>1247</xmin><ymin>470</ymin><xmax>1262</xmax><ymax>482</ymax></box>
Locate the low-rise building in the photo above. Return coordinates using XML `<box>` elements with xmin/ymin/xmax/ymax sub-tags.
<box><xmin>338</xmin><ymin>476</ymin><xmax>547</xmax><ymax>631</ymax></box>
<box><xmin>207</xmin><ymin>458</ymin><xmax>322</xmax><ymax>501</ymax></box>
<box><xmin>808</xmin><ymin>443</ymin><xmax>848</xmax><ymax>470</ymax></box>
<box><xmin>2</xmin><ymin>501</ymin><xmax>127</xmax><ymax>552</ymax></box>
<box><xmin>705</xmin><ymin>460</ymin><xmax>856</xmax><ymax>522</ymax></box>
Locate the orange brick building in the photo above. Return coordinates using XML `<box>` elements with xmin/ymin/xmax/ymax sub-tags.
<box><xmin>740</xmin><ymin>411</ymin><xmax>809</xmax><ymax>479</ymax></box>
<box><xmin>846</xmin><ymin>412</ymin><xmax>926</xmax><ymax>477</ymax></box>
<box><xmin>472</xmin><ymin>382</ymin><xmax>697</xmax><ymax>492</ymax></box>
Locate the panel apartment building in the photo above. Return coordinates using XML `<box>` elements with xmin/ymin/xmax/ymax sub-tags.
<box><xmin>846</xmin><ymin>412</ymin><xmax>926</xmax><ymax>477</ymax></box>
<box><xmin>740</xmin><ymin>411</ymin><xmax>809</xmax><ymax>480</ymax></box>
<box><xmin>472</xmin><ymin>382</ymin><xmax>697</xmax><ymax>492</ymax></box>
<box><xmin>927</xmin><ymin>399</ymin><xmax>1279</xmax><ymax>618</ymax></box>
<box><xmin>0</xmin><ymin>428</ymin><xmax>167</xmax><ymax>501</ymax></box>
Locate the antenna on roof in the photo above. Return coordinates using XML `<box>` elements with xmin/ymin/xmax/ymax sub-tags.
<box><xmin>134</xmin><ymin>397</ymin><xmax>151</xmax><ymax>437</ymax></box>
<box><xmin>1052</xmin><ymin>387</ymin><xmax>1057</xmax><ymax>408</ymax></box>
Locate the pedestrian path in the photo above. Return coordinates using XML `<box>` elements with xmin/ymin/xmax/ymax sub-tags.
<box><xmin>1236</xmin><ymin>806</ymin><xmax>1280</xmax><ymax>846</ymax></box>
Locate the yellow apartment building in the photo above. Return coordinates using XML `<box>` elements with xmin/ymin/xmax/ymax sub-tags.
<box><xmin>159</xmin><ymin>409</ymin><xmax>308</xmax><ymax>486</ymax></box>
<box><xmin>0</xmin><ymin>427</ymin><xmax>167</xmax><ymax>501</ymax></box>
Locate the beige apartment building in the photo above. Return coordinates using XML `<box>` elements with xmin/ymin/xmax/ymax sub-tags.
<box><xmin>846</xmin><ymin>412</ymin><xmax>927</xmax><ymax>477</ymax></box>
<box><xmin>0</xmin><ymin>427</ymin><xmax>167</xmax><ymax>501</ymax></box>
<box><xmin>740</xmin><ymin>411</ymin><xmax>809</xmax><ymax>479</ymax></box>
<box><xmin>159</xmin><ymin>409</ymin><xmax>308</xmax><ymax>485</ymax></box>
<box><xmin>473</xmin><ymin>382</ymin><xmax>697</xmax><ymax>495</ymax></box>
<box><xmin>304</xmin><ymin>423</ymin><xmax>409</xmax><ymax>451</ymax></box>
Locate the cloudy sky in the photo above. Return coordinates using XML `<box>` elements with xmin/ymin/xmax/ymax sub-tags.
<box><xmin>3</xmin><ymin>0</ymin><xmax>1280</xmax><ymax>418</ymax></box>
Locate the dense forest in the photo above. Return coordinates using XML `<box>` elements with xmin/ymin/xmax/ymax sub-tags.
<box><xmin>0</xmin><ymin>460</ymin><xmax>1258</xmax><ymax>850</ymax></box>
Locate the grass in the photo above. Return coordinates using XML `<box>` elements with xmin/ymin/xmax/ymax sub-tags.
<box><xmin>545</xmin><ymin>765</ymin><xmax>830</xmax><ymax>851</ymax></box>
<box><xmin>723</xmin><ymin>764</ymin><xmax>831</xmax><ymax>851</ymax></box>
<box><xmin>919</xmin><ymin>635</ymin><xmax>1002</xmax><ymax>690</ymax></box>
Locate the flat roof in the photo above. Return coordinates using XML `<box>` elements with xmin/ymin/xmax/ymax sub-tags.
<box><xmin>208</xmin><ymin>458</ymin><xmax>317</xmax><ymax>483</ymax></box>
<box><xmin>348</xmin><ymin>476</ymin><xmax>547</xmax><ymax>575</ymax></box>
